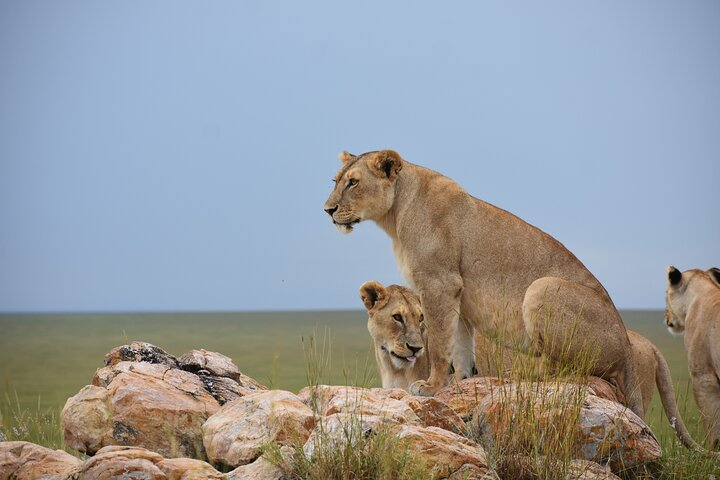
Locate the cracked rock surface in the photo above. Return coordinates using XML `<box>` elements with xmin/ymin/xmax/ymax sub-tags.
<box><xmin>61</xmin><ymin>342</ymin><xmax>266</xmax><ymax>459</ymax></box>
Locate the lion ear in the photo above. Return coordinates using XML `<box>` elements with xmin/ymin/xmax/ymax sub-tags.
<box><xmin>369</xmin><ymin>150</ymin><xmax>403</xmax><ymax>180</ymax></box>
<box><xmin>706</xmin><ymin>268</ymin><xmax>720</xmax><ymax>287</ymax></box>
<box><xmin>339</xmin><ymin>151</ymin><xmax>355</xmax><ymax>163</ymax></box>
<box><xmin>360</xmin><ymin>281</ymin><xmax>388</xmax><ymax>311</ymax></box>
<box><xmin>667</xmin><ymin>266</ymin><xmax>682</xmax><ymax>286</ymax></box>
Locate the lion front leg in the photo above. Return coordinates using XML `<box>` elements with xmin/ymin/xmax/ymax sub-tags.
<box><xmin>410</xmin><ymin>274</ymin><xmax>463</xmax><ymax>397</ymax></box>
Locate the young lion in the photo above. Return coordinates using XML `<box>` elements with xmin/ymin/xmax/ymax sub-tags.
<box><xmin>360</xmin><ymin>280</ymin><xmax>508</xmax><ymax>391</ymax></box>
<box><xmin>359</xmin><ymin>281</ymin><xmax>429</xmax><ymax>390</ymax></box>
<box><xmin>325</xmin><ymin>150</ymin><xmax>642</xmax><ymax>415</ymax></box>
<box><xmin>665</xmin><ymin>266</ymin><xmax>720</xmax><ymax>449</ymax></box>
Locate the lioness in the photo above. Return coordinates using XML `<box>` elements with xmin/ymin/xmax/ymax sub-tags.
<box><xmin>360</xmin><ymin>280</ymin><xmax>507</xmax><ymax>391</ymax></box>
<box><xmin>325</xmin><ymin>150</ymin><xmax>642</xmax><ymax>415</ymax></box>
<box><xmin>665</xmin><ymin>266</ymin><xmax>720</xmax><ymax>449</ymax></box>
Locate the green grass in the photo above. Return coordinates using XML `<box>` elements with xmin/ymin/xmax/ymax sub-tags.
<box><xmin>1</xmin><ymin>309</ymin><xmax>718</xmax><ymax>477</ymax></box>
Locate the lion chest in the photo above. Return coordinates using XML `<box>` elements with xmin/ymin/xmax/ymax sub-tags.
<box><xmin>392</xmin><ymin>242</ymin><xmax>415</xmax><ymax>287</ymax></box>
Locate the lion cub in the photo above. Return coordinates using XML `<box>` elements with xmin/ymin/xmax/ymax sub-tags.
<box><xmin>665</xmin><ymin>266</ymin><xmax>720</xmax><ymax>449</ymax></box>
<box><xmin>360</xmin><ymin>281</ymin><xmax>429</xmax><ymax>390</ymax></box>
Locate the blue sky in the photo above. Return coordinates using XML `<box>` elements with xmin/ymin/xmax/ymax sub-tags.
<box><xmin>0</xmin><ymin>1</ymin><xmax>718</xmax><ymax>312</ymax></box>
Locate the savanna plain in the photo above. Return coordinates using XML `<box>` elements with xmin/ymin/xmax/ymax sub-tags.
<box><xmin>1</xmin><ymin>310</ymin><xmax>718</xmax><ymax>477</ymax></box>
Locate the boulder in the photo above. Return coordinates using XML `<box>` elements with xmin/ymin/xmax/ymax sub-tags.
<box><xmin>298</xmin><ymin>385</ymin><xmax>465</xmax><ymax>433</ymax></box>
<box><xmin>74</xmin><ymin>445</ymin><xmax>224</xmax><ymax>480</ymax></box>
<box><xmin>63</xmin><ymin>342</ymin><xmax>268</xmax><ymax>459</ymax></box>
<box><xmin>203</xmin><ymin>390</ymin><xmax>314</xmax><ymax>468</ymax></box>
<box><xmin>104</xmin><ymin>341</ymin><xmax>179</xmax><ymax>369</ymax></box>
<box><xmin>391</xmin><ymin>424</ymin><xmax>492</xmax><ymax>479</ymax></box>
<box><xmin>63</xmin><ymin>362</ymin><xmax>220</xmax><ymax>458</ymax></box>
<box><xmin>227</xmin><ymin>453</ymin><xmax>289</xmax><ymax>480</ymax></box>
<box><xmin>0</xmin><ymin>441</ymin><xmax>81</xmax><ymax>480</ymax></box>
<box><xmin>472</xmin><ymin>381</ymin><xmax>661</xmax><ymax>471</ymax></box>
<box><xmin>302</xmin><ymin>413</ymin><xmax>396</xmax><ymax>457</ymax></box>
<box><xmin>179</xmin><ymin>350</ymin><xmax>267</xmax><ymax>404</ymax></box>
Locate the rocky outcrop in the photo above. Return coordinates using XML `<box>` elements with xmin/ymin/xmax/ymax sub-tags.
<box><xmin>50</xmin><ymin>342</ymin><xmax>661</xmax><ymax>479</ymax></box>
<box><xmin>62</xmin><ymin>362</ymin><xmax>219</xmax><ymax>458</ymax></box>
<box><xmin>61</xmin><ymin>342</ymin><xmax>266</xmax><ymax>459</ymax></box>
<box><xmin>0</xmin><ymin>441</ymin><xmax>81</xmax><ymax>480</ymax></box>
<box><xmin>202</xmin><ymin>390</ymin><xmax>314</xmax><ymax>468</ymax></box>
<box><xmin>75</xmin><ymin>445</ymin><xmax>224</xmax><ymax>479</ymax></box>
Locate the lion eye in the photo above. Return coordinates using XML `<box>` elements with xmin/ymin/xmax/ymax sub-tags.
<box><xmin>419</xmin><ymin>314</ymin><xmax>424</xmax><ymax>323</ymax></box>
<box><xmin>348</xmin><ymin>178</ymin><xmax>359</xmax><ymax>187</ymax></box>
<box><xmin>392</xmin><ymin>314</ymin><xmax>404</xmax><ymax>324</ymax></box>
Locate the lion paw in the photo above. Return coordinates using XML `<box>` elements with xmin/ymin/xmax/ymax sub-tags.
<box><xmin>410</xmin><ymin>380</ymin><xmax>441</xmax><ymax>397</ymax></box>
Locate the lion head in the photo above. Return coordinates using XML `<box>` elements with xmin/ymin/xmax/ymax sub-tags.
<box><xmin>359</xmin><ymin>280</ymin><xmax>426</xmax><ymax>370</ymax></box>
<box><xmin>323</xmin><ymin>150</ymin><xmax>403</xmax><ymax>234</ymax></box>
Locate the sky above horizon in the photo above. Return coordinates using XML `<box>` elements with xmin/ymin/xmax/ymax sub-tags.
<box><xmin>1</xmin><ymin>1</ymin><xmax>718</xmax><ymax>312</ymax></box>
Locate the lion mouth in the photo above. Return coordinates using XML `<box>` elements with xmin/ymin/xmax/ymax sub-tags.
<box><xmin>333</xmin><ymin>218</ymin><xmax>361</xmax><ymax>234</ymax></box>
<box><xmin>390</xmin><ymin>351</ymin><xmax>417</xmax><ymax>362</ymax></box>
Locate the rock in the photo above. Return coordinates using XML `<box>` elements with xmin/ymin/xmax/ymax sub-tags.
<box><xmin>156</xmin><ymin>457</ymin><xmax>227</xmax><ymax>480</ymax></box>
<box><xmin>391</xmin><ymin>424</ymin><xmax>492</xmax><ymax>479</ymax></box>
<box><xmin>63</xmin><ymin>361</ymin><xmax>220</xmax><ymax>458</ymax></box>
<box><xmin>298</xmin><ymin>385</ymin><xmax>420</xmax><ymax>424</ymax></box>
<box><xmin>578</xmin><ymin>395</ymin><xmax>661</xmax><ymax>471</ymax></box>
<box><xmin>0</xmin><ymin>441</ymin><xmax>81</xmax><ymax>480</ymax></box>
<box><xmin>567</xmin><ymin>459</ymin><xmax>620</xmax><ymax>480</ymax></box>
<box><xmin>471</xmin><ymin>381</ymin><xmax>661</xmax><ymax>472</ymax></box>
<box><xmin>203</xmin><ymin>390</ymin><xmax>314</xmax><ymax>468</ymax></box>
<box><xmin>227</xmin><ymin>452</ymin><xmax>289</xmax><ymax>480</ymax></box>
<box><xmin>74</xmin><ymin>445</ymin><xmax>223</xmax><ymax>480</ymax></box>
<box><xmin>298</xmin><ymin>385</ymin><xmax>465</xmax><ymax>433</ymax></box>
<box><xmin>302</xmin><ymin>413</ymin><xmax>396</xmax><ymax>457</ymax></box>
<box><xmin>179</xmin><ymin>350</ymin><xmax>267</xmax><ymax>404</ymax></box>
<box><xmin>104</xmin><ymin>341</ymin><xmax>178</xmax><ymax>368</ymax></box>
<box><xmin>60</xmin><ymin>385</ymin><xmax>113</xmax><ymax>455</ymax></box>
<box><xmin>179</xmin><ymin>349</ymin><xmax>237</xmax><ymax>379</ymax></box>
<box><xmin>434</xmin><ymin>377</ymin><xmax>505</xmax><ymax>420</ymax></box>
<box><xmin>494</xmin><ymin>454</ymin><xmax>619</xmax><ymax>479</ymax></box>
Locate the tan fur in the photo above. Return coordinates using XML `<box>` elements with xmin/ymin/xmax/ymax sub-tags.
<box><xmin>361</xmin><ymin>281</ymin><xmax>513</xmax><ymax>391</ymax></box>
<box><xmin>665</xmin><ymin>266</ymin><xmax>720</xmax><ymax>450</ymax></box>
<box><xmin>360</xmin><ymin>281</ymin><xmax>428</xmax><ymax>390</ymax></box>
<box><xmin>627</xmin><ymin>329</ymin><xmax>710</xmax><ymax>452</ymax></box>
<box><xmin>326</xmin><ymin>150</ymin><xmax>643</xmax><ymax>415</ymax></box>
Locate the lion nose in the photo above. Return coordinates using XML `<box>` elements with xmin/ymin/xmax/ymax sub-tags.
<box><xmin>407</xmin><ymin>344</ymin><xmax>422</xmax><ymax>355</ymax></box>
<box><xmin>324</xmin><ymin>205</ymin><xmax>338</xmax><ymax>217</ymax></box>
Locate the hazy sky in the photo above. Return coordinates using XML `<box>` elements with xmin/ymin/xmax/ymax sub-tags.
<box><xmin>1</xmin><ymin>1</ymin><xmax>718</xmax><ymax>312</ymax></box>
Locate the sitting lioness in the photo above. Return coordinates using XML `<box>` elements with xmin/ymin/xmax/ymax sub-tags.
<box><xmin>325</xmin><ymin>150</ymin><xmax>643</xmax><ymax>415</ymax></box>
<box><xmin>665</xmin><ymin>266</ymin><xmax>720</xmax><ymax>449</ymax></box>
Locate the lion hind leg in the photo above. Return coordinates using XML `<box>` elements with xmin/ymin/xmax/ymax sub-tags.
<box><xmin>522</xmin><ymin>276</ymin><xmax>644</xmax><ymax>416</ymax></box>
<box><xmin>690</xmin><ymin>370</ymin><xmax>720</xmax><ymax>450</ymax></box>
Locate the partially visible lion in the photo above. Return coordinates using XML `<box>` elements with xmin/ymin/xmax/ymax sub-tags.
<box><xmin>627</xmin><ymin>329</ymin><xmax>711</xmax><ymax>452</ymax></box>
<box><xmin>360</xmin><ymin>281</ymin><xmax>429</xmax><ymax>390</ymax></box>
<box><xmin>707</xmin><ymin>267</ymin><xmax>720</xmax><ymax>288</ymax></box>
<box><xmin>360</xmin><ymin>280</ymin><xmax>509</xmax><ymax>391</ymax></box>
<box><xmin>325</xmin><ymin>150</ymin><xmax>643</xmax><ymax>415</ymax></box>
<box><xmin>665</xmin><ymin>266</ymin><xmax>720</xmax><ymax>449</ymax></box>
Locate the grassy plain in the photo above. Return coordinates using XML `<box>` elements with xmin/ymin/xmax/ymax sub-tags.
<box><xmin>0</xmin><ymin>310</ymin><xmax>718</xmax><ymax>476</ymax></box>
